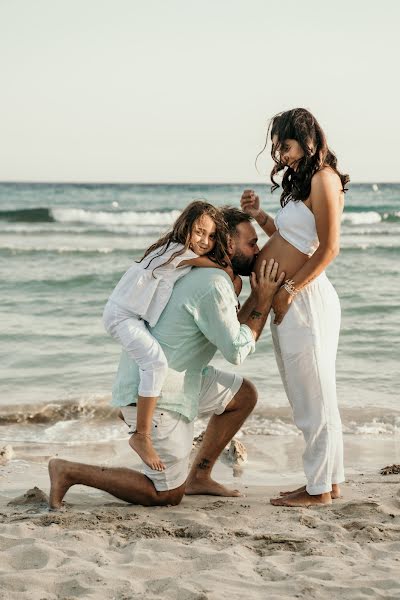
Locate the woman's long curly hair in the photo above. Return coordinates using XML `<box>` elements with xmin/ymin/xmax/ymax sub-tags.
<box><xmin>257</xmin><ymin>108</ymin><xmax>350</xmax><ymax>207</ymax></box>
<box><xmin>138</xmin><ymin>200</ymin><xmax>229</xmax><ymax>274</ymax></box>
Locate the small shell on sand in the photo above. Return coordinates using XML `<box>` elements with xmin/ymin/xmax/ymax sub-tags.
<box><xmin>192</xmin><ymin>432</ymin><xmax>205</xmax><ymax>448</ymax></box>
<box><xmin>192</xmin><ymin>432</ymin><xmax>247</xmax><ymax>465</ymax></box>
<box><xmin>0</xmin><ymin>445</ymin><xmax>14</xmax><ymax>465</ymax></box>
<box><xmin>380</xmin><ymin>464</ymin><xmax>400</xmax><ymax>475</ymax></box>
<box><xmin>224</xmin><ymin>439</ymin><xmax>248</xmax><ymax>465</ymax></box>
<box><xmin>8</xmin><ymin>487</ymin><xmax>49</xmax><ymax>506</ymax></box>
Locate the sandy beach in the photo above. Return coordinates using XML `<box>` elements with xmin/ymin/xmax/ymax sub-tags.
<box><xmin>1</xmin><ymin>435</ymin><xmax>400</xmax><ymax>600</ymax></box>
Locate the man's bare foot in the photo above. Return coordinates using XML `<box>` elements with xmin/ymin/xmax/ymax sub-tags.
<box><xmin>270</xmin><ymin>489</ymin><xmax>332</xmax><ymax>507</ymax></box>
<box><xmin>185</xmin><ymin>476</ymin><xmax>241</xmax><ymax>497</ymax></box>
<box><xmin>279</xmin><ymin>483</ymin><xmax>341</xmax><ymax>499</ymax></box>
<box><xmin>48</xmin><ymin>458</ymin><xmax>72</xmax><ymax>510</ymax></box>
<box><xmin>129</xmin><ymin>432</ymin><xmax>165</xmax><ymax>471</ymax></box>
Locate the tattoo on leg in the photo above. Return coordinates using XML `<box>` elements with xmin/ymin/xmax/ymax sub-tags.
<box><xmin>197</xmin><ymin>458</ymin><xmax>211</xmax><ymax>470</ymax></box>
<box><xmin>250</xmin><ymin>310</ymin><xmax>263</xmax><ymax>320</ymax></box>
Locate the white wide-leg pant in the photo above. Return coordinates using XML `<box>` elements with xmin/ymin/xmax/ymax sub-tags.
<box><xmin>103</xmin><ymin>301</ymin><xmax>168</xmax><ymax>397</ymax></box>
<box><xmin>270</xmin><ymin>272</ymin><xmax>345</xmax><ymax>495</ymax></box>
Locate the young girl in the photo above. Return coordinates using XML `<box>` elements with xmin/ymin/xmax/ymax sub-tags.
<box><xmin>241</xmin><ymin>108</ymin><xmax>349</xmax><ymax>507</ymax></box>
<box><xmin>103</xmin><ymin>201</ymin><xmax>236</xmax><ymax>471</ymax></box>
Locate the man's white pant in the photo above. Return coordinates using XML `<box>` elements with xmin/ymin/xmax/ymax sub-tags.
<box><xmin>271</xmin><ymin>272</ymin><xmax>345</xmax><ymax>495</ymax></box>
<box><xmin>120</xmin><ymin>366</ymin><xmax>243</xmax><ymax>491</ymax></box>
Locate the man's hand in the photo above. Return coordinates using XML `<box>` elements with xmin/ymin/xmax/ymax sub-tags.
<box><xmin>240</xmin><ymin>189</ymin><xmax>261</xmax><ymax>219</ymax></box>
<box><xmin>250</xmin><ymin>259</ymin><xmax>285</xmax><ymax>304</ymax></box>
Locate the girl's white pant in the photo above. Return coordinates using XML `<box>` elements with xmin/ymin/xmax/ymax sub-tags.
<box><xmin>270</xmin><ymin>272</ymin><xmax>345</xmax><ymax>495</ymax></box>
<box><xmin>103</xmin><ymin>301</ymin><xmax>168</xmax><ymax>397</ymax></box>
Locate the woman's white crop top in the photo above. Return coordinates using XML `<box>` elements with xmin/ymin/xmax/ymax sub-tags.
<box><xmin>274</xmin><ymin>200</ymin><xmax>319</xmax><ymax>256</ymax></box>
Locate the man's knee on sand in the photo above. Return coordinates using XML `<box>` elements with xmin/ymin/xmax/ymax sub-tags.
<box><xmin>144</xmin><ymin>482</ymin><xmax>185</xmax><ymax>507</ymax></box>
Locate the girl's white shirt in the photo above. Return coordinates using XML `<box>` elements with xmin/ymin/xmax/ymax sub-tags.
<box><xmin>107</xmin><ymin>243</ymin><xmax>198</xmax><ymax>327</ymax></box>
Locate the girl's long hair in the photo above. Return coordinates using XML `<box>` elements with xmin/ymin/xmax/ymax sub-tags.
<box><xmin>257</xmin><ymin>108</ymin><xmax>350</xmax><ymax>207</ymax></box>
<box><xmin>138</xmin><ymin>200</ymin><xmax>229</xmax><ymax>273</ymax></box>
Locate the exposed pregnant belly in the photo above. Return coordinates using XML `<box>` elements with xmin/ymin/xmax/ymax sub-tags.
<box><xmin>255</xmin><ymin>232</ymin><xmax>309</xmax><ymax>280</ymax></box>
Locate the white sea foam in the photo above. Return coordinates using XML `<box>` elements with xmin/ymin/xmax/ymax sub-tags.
<box><xmin>0</xmin><ymin>412</ymin><xmax>398</xmax><ymax>445</ymax></box>
<box><xmin>0</xmin><ymin>243</ymin><xmax>147</xmax><ymax>254</ymax></box>
<box><xmin>0</xmin><ymin>223</ymin><xmax>167</xmax><ymax>237</ymax></box>
<box><xmin>51</xmin><ymin>208</ymin><xmax>181</xmax><ymax>226</ymax></box>
<box><xmin>239</xmin><ymin>415</ymin><xmax>400</xmax><ymax>437</ymax></box>
<box><xmin>0</xmin><ymin>423</ymin><xmax>127</xmax><ymax>444</ymax></box>
<box><xmin>341</xmin><ymin>211</ymin><xmax>382</xmax><ymax>225</ymax></box>
<box><xmin>48</xmin><ymin>208</ymin><xmax>394</xmax><ymax>229</ymax></box>
<box><xmin>40</xmin><ymin>420</ymin><xmax>127</xmax><ymax>443</ymax></box>
<box><xmin>342</xmin><ymin>226</ymin><xmax>400</xmax><ymax>236</ymax></box>
<box><xmin>343</xmin><ymin>418</ymin><xmax>400</xmax><ymax>436</ymax></box>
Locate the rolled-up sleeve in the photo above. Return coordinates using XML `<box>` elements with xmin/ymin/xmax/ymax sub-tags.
<box><xmin>187</xmin><ymin>276</ymin><xmax>255</xmax><ymax>365</ymax></box>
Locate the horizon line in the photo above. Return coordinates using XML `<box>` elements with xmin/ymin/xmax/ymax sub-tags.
<box><xmin>0</xmin><ymin>179</ymin><xmax>398</xmax><ymax>186</ymax></box>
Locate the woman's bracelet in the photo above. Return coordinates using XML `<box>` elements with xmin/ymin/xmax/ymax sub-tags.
<box><xmin>283</xmin><ymin>279</ymin><xmax>299</xmax><ymax>297</ymax></box>
<box><xmin>258</xmin><ymin>212</ymin><xmax>269</xmax><ymax>227</ymax></box>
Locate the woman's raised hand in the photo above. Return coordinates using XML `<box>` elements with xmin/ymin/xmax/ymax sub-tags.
<box><xmin>240</xmin><ymin>189</ymin><xmax>261</xmax><ymax>218</ymax></box>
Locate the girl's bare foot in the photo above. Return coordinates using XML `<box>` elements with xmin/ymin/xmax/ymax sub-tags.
<box><xmin>279</xmin><ymin>483</ymin><xmax>341</xmax><ymax>499</ymax></box>
<box><xmin>270</xmin><ymin>489</ymin><xmax>332</xmax><ymax>507</ymax></box>
<box><xmin>129</xmin><ymin>432</ymin><xmax>165</xmax><ymax>471</ymax></box>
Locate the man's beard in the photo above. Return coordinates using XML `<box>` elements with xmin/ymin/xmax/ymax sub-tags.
<box><xmin>231</xmin><ymin>251</ymin><xmax>256</xmax><ymax>276</ymax></box>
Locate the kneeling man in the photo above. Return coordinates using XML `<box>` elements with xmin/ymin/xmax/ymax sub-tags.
<box><xmin>49</xmin><ymin>208</ymin><xmax>283</xmax><ymax>508</ymax></box>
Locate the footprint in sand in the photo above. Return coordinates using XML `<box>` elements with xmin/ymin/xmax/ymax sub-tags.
<box><xmin>7</xmin><ymin>545</ymin><xmax>50</xmax><ymax>570</ymax></box>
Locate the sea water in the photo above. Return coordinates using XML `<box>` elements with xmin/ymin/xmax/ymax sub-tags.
<box><xmin>1</xmin><ymin>182</ymin><xmax>399</xmax><ymax>444</ymax></box>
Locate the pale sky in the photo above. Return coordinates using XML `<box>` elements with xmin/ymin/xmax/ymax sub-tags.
<box><xmin>1</xmin><ymin>0</ymin><xmax>399</xmax><ymax>183</ymax></box>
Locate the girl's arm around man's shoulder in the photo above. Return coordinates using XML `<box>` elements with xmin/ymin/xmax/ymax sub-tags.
<box><xmin>180</xmin><ymin>256</ymin><xmax>235</xmax><ymax>281</ymax></box>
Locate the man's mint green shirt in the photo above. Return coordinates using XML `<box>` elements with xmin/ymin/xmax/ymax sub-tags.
<box><xmin>111</xmin><ymin>268</ymin><xmax>255</xmax><ymax>421</ymax></box>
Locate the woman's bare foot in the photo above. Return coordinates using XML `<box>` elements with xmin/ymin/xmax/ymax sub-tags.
<box><xmin>48</xmin><ymin>458</ymin><xmax>72</xmax><ymax>509</ymax></box>
<box><xmin>185</xmin><ymin>475</ymin><xmax>241</xmax><ymax>497</ymax></box>
<box><xmin>129</xmin><ymin>432</ymin><xmax>165</xmax><ymax>471</ymax></box>
<box><xmin>270</xmin><ymin>489</ymin><xmax>332</xmax><ymax>507</ymax></box>
<box><xmin>279</xmin><ymin>483</ymin><xmax>341</xmax><ymax>499</ymax></box>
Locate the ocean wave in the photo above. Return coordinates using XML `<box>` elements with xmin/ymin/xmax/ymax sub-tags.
<box><xmin>342</xmin><ymin>211</ymin><xmax>382</xmax><ymax>225</ymax></box>
<box><xmin>2</xmin><ymin>240</ymin><xmax>399</xmax><ymax>257</ymax></box>
<box><xmin>0</xmin><ymin>223</ymin><xmax>166</xmax><ymax>236</ymax></box>
<box><xmin>340</xmin><ymin>244</ymin><xmax>400</xmax><ymax>253</ymax></box>
<box><xmin>0</xmin><ymin>207</ymin><xmax>181</xmax><ymax>226</ymax></box>
<box><xmin>0</xmin><ymin>245</ymin><xmax>120</xmax><ymax>256</ymax></box>
<box><xmin>341</xmin><ymin>226</ymin><xmax>400</xmax><ymax>236</ymax></box>
<box><xmin>0</xmin><ymin>398</ymin><xmax>115</xmax><ymax>425</ymax></box>
<box><xmin>0</xmin><ymin>208</ymin><xmax>55</xmax><ymax>222</ymax></box>
<box><xmin>52</xmin><ymin>207</ymin><xmax>182</xmax><ymax>226</ymax></box>
<box><xmin>2</xmin><ymin>206</ymin><xmax>400</xmax><ymax>227</ymax></box>
<box><xmin>1</xmin><ymin>400</ymin><xmax>399</xmax><ymax>439</ymax></box>
<box><xmin>0</xmin><ymin>422</ymin><xmax>127</xmax><ymax>445</ymax></box>
<box><xmin>343</xmin><ymin>418</ymin><xmax>400</xmax><ymax>436</ymax></box>
<box><xmin>341</xmin><ymin>211</ymin><xmax>400</xmax><ymax>225</ymax></box>
<box><xmin>241</xmin><ymin>414</ymin><xmax>400</xmax><ymax>437</ymax></box>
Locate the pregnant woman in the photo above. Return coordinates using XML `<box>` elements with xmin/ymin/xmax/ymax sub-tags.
<box><xmin>240</xmin><ymin>107</ymin><xmax>349</xmax><ymax>507</ymax></box>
